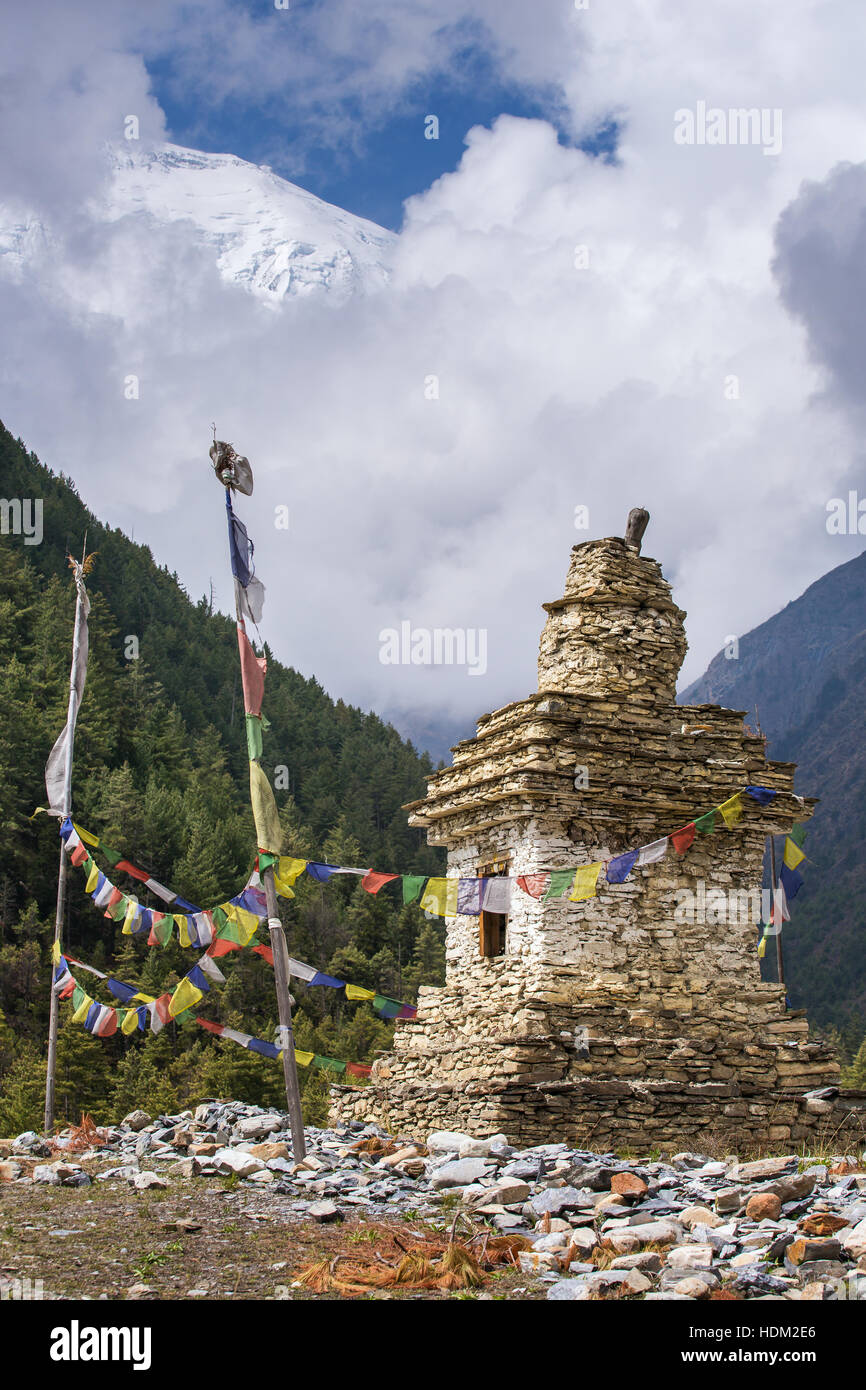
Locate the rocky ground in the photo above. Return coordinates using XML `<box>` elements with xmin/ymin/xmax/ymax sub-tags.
<box><xmin>2</xmin><ymin>1103</ymin><xmax>865</xmax><ymax>1301</ymax></box>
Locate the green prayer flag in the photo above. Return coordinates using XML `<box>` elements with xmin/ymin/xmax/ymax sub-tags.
<box><xmin>314</xmin><ymin>1055</ymin><xmax>347</xmax><ymax>1073</ymax></box>
<box><xmin>245</xmin><ymin>713</ymin><xmax>263</xmax><ymax>761</ymax></box>
<box><xmin>153</xmin><ymin>914</ymin><xmax>174</xmax><ymax>947</ymax></box>
<box><xmin>109</xmin><ymin>895</ymin><xmax>128</xmax><ymax>921</ymax></box>
<box><xmin>71</xmin><ymin>985</ymin><xmax>86</xmax><ymax>1010</ymax></box>
<box><xmin>790</xmin><ymin>823</ymin><xmax>807</xmax><ymax>848</ymax></box>
<box><xmin>99</xmin><ymin>842</ymin><xmax>122</xmax><ymax>869</ymax></box>
<box><xmin>402</xmin><ymin>875</ymin><xmax>427</xmax><ymax>904</ymax></box>
<box><xmin>544</xmin><ymin>869</ymin><xmax>575</xmax><ymax>900</ymax></box>
<box><xmin>219</xmin><ymin>920</ymin><xmax>244</xmax><ymax>944</ymax></box>
<box><xmin>695</xmin><ymin>810</ymin><xmax>715</xmax><ymax>834</ymax></box>
<box><xmin>258</xmin><ymin>852</ymin><xmax>278</xmax><ymax>872</ymax></box>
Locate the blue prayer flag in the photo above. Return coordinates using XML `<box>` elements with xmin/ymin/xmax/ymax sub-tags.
<box><xmin>745</xmin><ymin>786</ymin><xmax>777</xmax><ymax>805</ymax></box>
<box><xmin>306</xmin><ymin>863</ymin><xmax>338</xmax><ymax>882</ymax></box>
<box><xmin>780</xmin><ymin>863</ymin><xmax>804</xmax><ymax>901</ymax></box>
<box><xmin>107</xmin><ymin>978</ymin><xmax>139</xmax><ymax>1004</ymax></box>
<box><xmin>606</xmin><ymin>850</ymin><xmax>638</xmax><ymax>883</ymax></box>
<box><xmin>226</xmin><ymin>493</ymin><xmax>254</xmax><ymax>588</ymax></box>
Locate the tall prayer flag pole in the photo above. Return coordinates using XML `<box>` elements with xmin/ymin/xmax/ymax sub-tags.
<box><xmin>211</xmin><ymin>437</ymin><xmax>306</xmax><ymax>1160</ymax></box>
<box><xmin>768</xmin><ymin>832</ymin><xmax>785</xmax><ymax>991</ymax></box>
<box><xmin>44</xmin><ymin>545</ymin><xmax>93</xmax><ymax>1132</ymax></box>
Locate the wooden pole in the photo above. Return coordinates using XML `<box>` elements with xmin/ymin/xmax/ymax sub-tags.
<box><xmin>216</xmin><ymin>457</ymin><xmax>307</xmax><ymax>1161</ymax></box>
<box><xmin>768</xmin><ymin>832</ymin><xmax>785</xmax><ymax>992</ymax></box>
<box><xmin>44</xmin><ymin>559</ymin><xmax>87</xmax><ymax>1133</ymax></box>
<box><xmin>262</xmin><ymin>866</ymin><xmax>306</xmax><ymax>1160</ymax></box>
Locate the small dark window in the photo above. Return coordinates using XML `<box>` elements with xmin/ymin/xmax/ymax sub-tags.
<box><xmin>478</xmin><ymin>859</ymin><xmax>508</xmax><ymax>958</ymax></box>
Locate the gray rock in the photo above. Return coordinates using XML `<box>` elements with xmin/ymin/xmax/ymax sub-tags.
<box><xmin>477</xmin><ymin>1179</ymin><xmax>531</xmax><ymax>1206</ymax></box>
<box><xmin>130</xmin><ymin>1172</ymin><xmax>168</xmax><ymax>1191</ymax></box>
<box><xmin>309</xmin><ymin>1200</ymin><xmax>343</xmax><ymax>1223</ymax></box>
<box><xmin>547</xmin><ymin>1280</ymin><xmax>592</xmax><ymax>1300</ymax></box>
<box><xmin>96</xmin><ymin>1165</ymin><xmax>139</xmax><ymax>1182</ymax></box>
<box><xmin>529</xmin><ymin>1186</ymin><xmax>586</xmax><ymax>1217</ymax></box>
<box><xmin>426</xmin><ymin>1130</ymin><xmax>475</xmax><ymax>1154</ymax></box>
<box><xmin>793</xmin><ymin>1260</ymin><xmax>849</xmax><ymax>1285</ymax></box>
<box><xmin>567</xmin><ymin>1162</ymin><xmax>614</xmax><ymax>1191</ymax></box>
<box><xmin>727</xmin><ymin>1267</ymin><xmax>791</xmax><ymax>1295</ymax></box>
<box><xmin>212</xmin><ymin>1148</ymin><xmax>266</xmax><ymax>1178</ymax></box>
<box><xmin>12</xmin><ymin>1131</ymin><xmax>40</xmax><ymax>1151</ymax></box>
<box><xmin>729</xmin><ymin>1155</ymin><xmax>797</xmax><ymax>1183</ymax></box>
<box><xmin>32</xmin><ymin>1162</ymin><xmax>90</xmax><ymax>1187</ymax></box>
<box><xmin>660</xmin><ymin>1268</ymin><xmax>720</xmax><ymax>1292</ymax></box>
<box><xmin>611</xmin><ymin>1252</ymin><xmax>663</xmax><ymax>1272</ymax></box>
<box><xmin>430</xmin><ymin>1158</ymin><xmax>493</xmax><ymax>1189</ymax></box>
<box><xmin>235</xmin><ymin>1114</ymin><xmax>281</xmax><ymax>1141</ymax></box>
<box><xmin>121</xmin><ymin>1110</ymin><xmax>152</xmax><ymax>1132</ymax></box>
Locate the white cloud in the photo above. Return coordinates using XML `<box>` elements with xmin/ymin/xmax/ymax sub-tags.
<box><xmin>1</xmin><ymin>2</ymin><xmax>865</xmax><ymax>758</ymax></box>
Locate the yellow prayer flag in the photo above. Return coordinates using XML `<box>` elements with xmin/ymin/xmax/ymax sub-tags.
<box><xmin>294</xmin><ymin>1049</ymin><xmax>315</xmax><ymax>1068</ymax></box>
<box><xmin>72</xmin><ymin>822</ymin><xmax>100</xmax><ymax>847</ymax></box>
<box><xmin>223</xmin><ymin>902</ymin><xmax>261</xmax><ymax>947</ymax></box>
<box><xmin>51</xmin><ymin>941</ymin><xmax>62</xmax><ymax>965</ymax></box>
<box><xmin>277</xmin><ymin>857</ymin><xmax>307</xmax><ymax>886</ymax></box>
<box><xmin>568</xmin><ymin>861</ymin><xmax>603</xmax><ymax>902</ymax></box>
<box><xmin>345</xmin><ymin>984</ymin><xmax>376</xmax><ymax>1001</ymax></box>
<box><xmin>121</xmin><ymin>1008</ymin><xmax>140</xmax><ymax>1036</ymax></box>
<box><xmin>85</xmin><ymin>860</ymin><xmax>99</xmax><ymax>893</ymax></box>
<box><xmin>121</xmin><ymin>898</ymin><xmax>139</xmax><ymax>936</ymax></box>
<box><xmin>177</xmin><ymin>914</ymin><xmax>191</xmax><ymax>948</ymax></box>
<box><xmin>72</xmin><ymin>993</ymin><xmax>93</xmax><ymax>1024</ymax></box>
<box><xmin>783</xmin><ymin>837</ymin><xmax>806</xmax><ymax>870</ymax></box>
<box><xmin>131</xmin><ymin>991</ymin><xmax>155</xmax><ymax>1004</ymax></box>
<box><xmin>168</xmin><ymin>976</ymin><xmax>204</xmax><ymax>1018</ymax></box>
<box><xmin>419</xmin><ymin>877</ymin><xmax>459</xmax><ymax>917</ymax></box>
<box><xmin>757</xmin><ymin>935</ymin><xmax>767</xmax><ymax>959</ymax></box>
<box><xmin>273</xmin><ymin>875</ymin><xmax>296</xmax><ymax>899</ymax></box>
<box><xmin>718</xmin><ymin>794</ymin><xmax>744</xmax><ymax>828</ymax></box>
<box><xmin>249</xmin><ymin>760</ymin><xmax>283</xmax><ymax>854</ymax></box>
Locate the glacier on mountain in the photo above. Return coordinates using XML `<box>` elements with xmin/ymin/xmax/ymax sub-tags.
<box><xmin>0</xmin><ymin>142</ymin><xmax>395</xmax><ymax>303</ymax></box>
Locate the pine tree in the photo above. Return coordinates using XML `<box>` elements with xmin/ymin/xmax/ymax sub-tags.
<box><xmin>0</xmin><ymin>1047</ymin><xmax>47</xmax><ymax>1133</ymax></box>
<box><xmin>842</xmin><ymin>1037</ymin><xmax>866</xmax><ymax>1088</ymax></box>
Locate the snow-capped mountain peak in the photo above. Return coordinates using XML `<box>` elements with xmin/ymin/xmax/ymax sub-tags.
<box><xmin>102</xmin><ymin>143</ymin><xmax>395</xmax><ymax>301</ymax></box>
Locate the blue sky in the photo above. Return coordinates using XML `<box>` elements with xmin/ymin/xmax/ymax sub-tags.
<box><xmin>146</xmin><ymin>10</ymin><xmax>614</xmax><ymax>230</ymax></box>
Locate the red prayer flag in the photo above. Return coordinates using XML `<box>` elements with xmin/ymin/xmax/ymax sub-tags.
<box><xmin>361</xmin><ymin>871</ymin><xmax>399</xmax><ymax>895</ymax></box>
<box><xmin>153</xmin><ymin>993</ymin><xmax>173</xmax><ymax>1023</ymax></box>
<box><xmin>147</xmin><ymin>911</ymin><xmax>166</xmax><ymax>946</ymax></box>
<box><xmin>99</xmin><ymin>1009</ymin><xmax>118</xmax><ymax>1037</ymax></box>
<box><xmin>671</xmin><ymin>823</ymin><xmax>696</xmax><ymax>854</ymax></box>
<box><xmin>517</xmin><ymin>874</ymin><xmax>549</xmax><ymax>899</ymax></box>
<box><xmin>196</xmin><ymin>1018</ymin><xmax>224</xmax><ymax>1035</ymax></box>
<box><xmin>207</xmin><ymin>938</ymin><xmax>242</xmax><ymax>958</ymax></box>
<box><xmin>237</xmin><ymin>623</ymin><xmax>266</xmax><ymax>716</ymax></box>
<box><xmin>252</xmin><ymin>944</ymin><xmax>274</xmax><ymax>965</ymax></box>
<box><xmin>70</xmin><ymin>843</ymin><xmax>89</xmax><ymax>867</ymax></box>
<box><xmin>115</xmin><ymin>859</ymin><xmax>151</xmax><ymax>883</ymax></box>
<box><xmin>346</xmin><ymin>1062</ymin><xmax>372</xmax><ymax>1077</ymax></box>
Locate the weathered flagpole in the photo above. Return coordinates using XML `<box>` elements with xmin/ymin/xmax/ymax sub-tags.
<box><xmin>768</xmin><ymin>831</ymin><xmax>785</xmax><ymax>991</ymax></box>
<box><xmin>44</xmin><ymin>545</ymin><xmax>89</xmax><ymax>1133</ymax></box>
<box><xmin>212</xmin><ymin>439</ymin><xmax>306</xmax><ymax>1160</ymax></box>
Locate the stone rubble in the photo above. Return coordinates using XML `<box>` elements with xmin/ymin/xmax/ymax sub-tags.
<box><xmin>5</xmin><ymin>1104</ymin><xmax>866</xmax><ymax>1301</ymax></box>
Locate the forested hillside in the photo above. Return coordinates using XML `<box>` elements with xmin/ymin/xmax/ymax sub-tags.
<box><xmin>681</xmin><ymin>548</ymin><xmax>866</xmax><ymax>1054</ymax></box>
<box><xmin>0</xmin><ymin>423</ymin><xmax>445</xmax><ymax>1130</ymax></box>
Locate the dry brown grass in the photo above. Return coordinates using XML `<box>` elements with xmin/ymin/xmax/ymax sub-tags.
<box><xmin>48</xmin><ymin>1113</ymin><xmax>108</xmax><ymax>1154</ymax></box>
<box><xmin>295</xmin><ymin>1221</ymin><xmax>530</xmax><ymax>1295</ymax></box>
